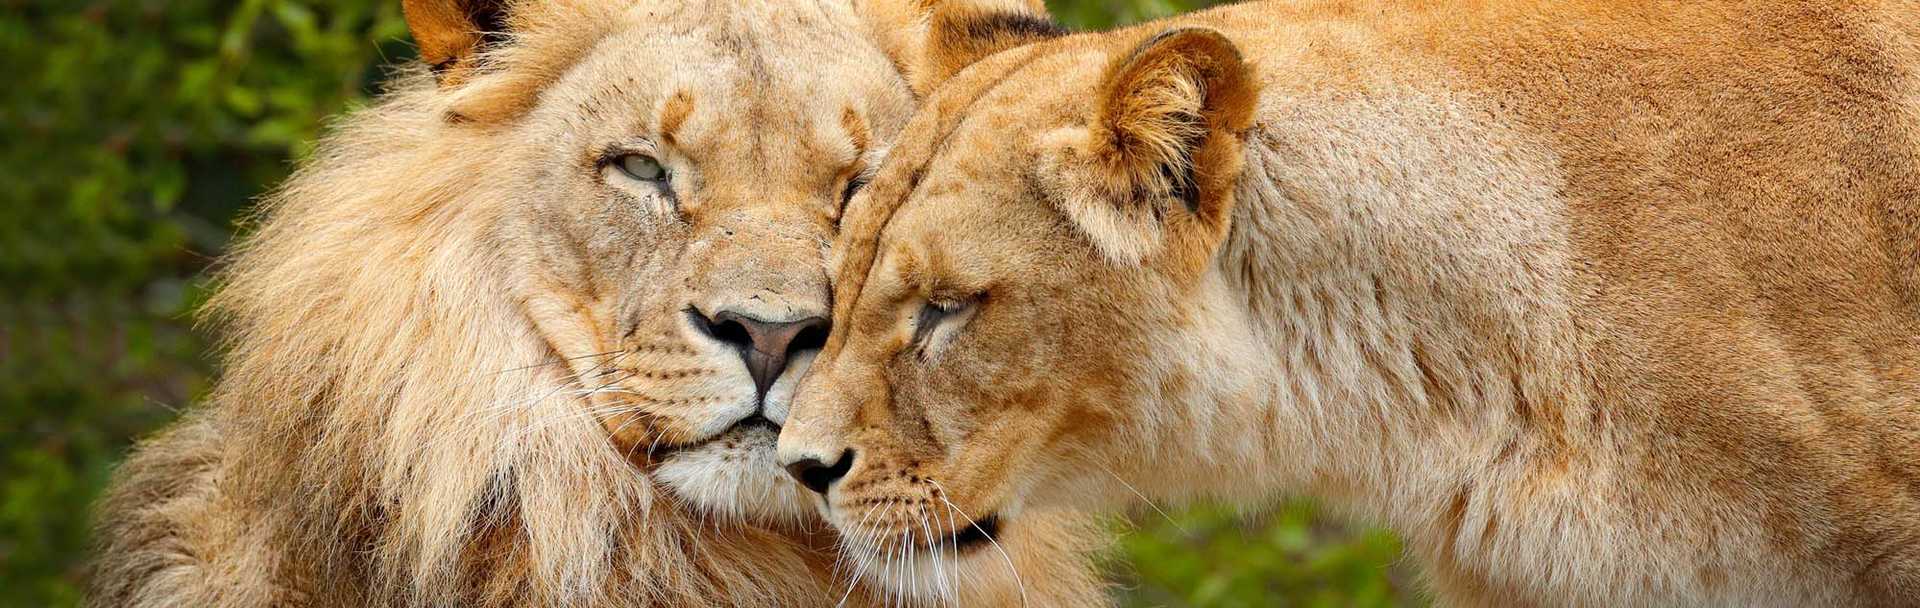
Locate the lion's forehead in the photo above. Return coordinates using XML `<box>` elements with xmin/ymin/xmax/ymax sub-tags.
<box><xmin>528</xmin><ymin>1</ymin><xmax>909</xmax><ymax>161</ymax></box>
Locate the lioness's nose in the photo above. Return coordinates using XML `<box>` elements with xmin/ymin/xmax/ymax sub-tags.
<box><xmin>783</xmin><ymin>448</ymin><xmax>854</xmax><ymax>495</ymax></box>
<box><xmin>689</xmin><ymin>308</ymin><xmax>829</xmax><ymax>396</ymax></box>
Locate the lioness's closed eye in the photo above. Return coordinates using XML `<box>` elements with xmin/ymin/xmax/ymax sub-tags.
<box><xmin>779</xmin><ymin>0</ymin><xmax>1920</xmax><ymax>606</ymax></box>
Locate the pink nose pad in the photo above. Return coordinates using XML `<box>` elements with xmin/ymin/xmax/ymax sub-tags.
<box><xmin>687</xmin><ymin>308</ymin><xmax>830</xmax><ymax>397</ymax></box>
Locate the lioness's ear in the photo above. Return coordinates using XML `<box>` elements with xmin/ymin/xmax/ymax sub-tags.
<box><xmin>856</xmin><ymin>0</ymin><xmax>1064</xmax><ymax>96</ymax></box>
<box><xmin>1037</xmin><ymin>27</ymin><xmax>1258</xmax><ymax>266</ymax></box>
<box><xmin>404</xmin><ymin>0</ymin><xmax>512</xmax><ymax>85</ymax></box>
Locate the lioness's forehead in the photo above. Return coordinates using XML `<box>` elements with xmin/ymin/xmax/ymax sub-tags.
<box><xmin>830</xmin><ymin>43</ymin><xmax>1107</xmax><ymax>301</ymax></box>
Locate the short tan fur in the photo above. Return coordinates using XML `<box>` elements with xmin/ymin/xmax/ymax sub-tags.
<box><xmin>782</xmin><ymin>1</ymin><xmax>1920</xmax><ymax>605</ymax></box>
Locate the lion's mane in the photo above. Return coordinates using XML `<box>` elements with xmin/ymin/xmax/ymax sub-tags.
<box><xmin>90</xmin><ymin>9</ymin><xmax>856</xmax><ymax>603</ymax></box>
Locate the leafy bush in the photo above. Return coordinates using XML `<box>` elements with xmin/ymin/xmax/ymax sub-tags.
<box><xmin>3</xmin><ymin>2</ymin><xmax>404</xmax><ymax>605</ymax></box>
<box><xmin>1113</xmin><ymin>502</ymin><xmax>1415</xmax><ymax>607</ymax></box>
<box><xmin>1</xmin><ymin>1</ymin><xmax>1417</xmax><ymax>606</ymax></box>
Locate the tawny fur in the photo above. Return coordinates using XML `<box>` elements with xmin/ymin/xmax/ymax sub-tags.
<box><xmin>89</xmin><ymin>1</ymin><xmax>1107</xmax><ymax>607</ymax></box>
<box><xmin>783</xmin><ymin>1</ymin><xmax>1920</xmax><ymax>606</ymax></box>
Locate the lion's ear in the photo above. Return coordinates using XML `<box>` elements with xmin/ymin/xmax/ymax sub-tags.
<box><xmin>404</xmin><ymin>0</ymin><xmax>512</xmax><ymax>86</ymax></box>
<box><xmin>1036</xmin><ymin>27</ymin><xmax>1258</xmax><ymax>266</ymax></box>
<box><xmin>856</xmin><ymin>0</ymin><xmax>1064</xmax><ymax>96</ymax></box>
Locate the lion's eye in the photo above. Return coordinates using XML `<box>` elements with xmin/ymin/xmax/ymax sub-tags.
<box><xmin>614</xmin><ymin>153</ymin><xmax>668</xmax><ymax>183</ymax></box>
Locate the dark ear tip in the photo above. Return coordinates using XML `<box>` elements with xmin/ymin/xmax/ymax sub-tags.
<box><xmin>404</xmin><ymin>0</ymin><xmax>513</xmax><ymax>85</ymax></box>
<box><xmin>1137</xmin><ymin>26</ymin><xmax>1245</xmax><ymax>64</ymax></box>
<box><xmin>1145</xmin><ymin>26</ymin><xmax>1232</xmax><ymax>44</ymax></box>
<box><xmin>1126</xmin><ymin>26</ymin><xmax>1259</xmax><ymax>131</ymax></box>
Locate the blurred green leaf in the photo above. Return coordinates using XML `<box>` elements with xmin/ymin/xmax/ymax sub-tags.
<box><xmin>1</xmin><ymin>1</ymin><xmax>408</xmax><ymax>604</ymax></box>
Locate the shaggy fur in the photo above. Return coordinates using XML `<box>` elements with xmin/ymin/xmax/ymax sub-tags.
<box><xmin>89</xmin><ymin>1</ymin><xmax>1105</xmax><ymax>606</ymax></box>
<box><xmin>782</xmin><ymin>0</ymin><xmax>1920</xmax><ymax>606</ymax></box>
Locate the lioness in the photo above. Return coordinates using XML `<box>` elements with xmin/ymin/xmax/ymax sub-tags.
<box><xmin>89</xmin><ymin>1</ymin><xmax>1102</xmax><ymax>606</ymax></box>
<box><xmin>779</xmin><ymin>0</ymin><xmax>1920</xmax><ymax>605</ymax></box>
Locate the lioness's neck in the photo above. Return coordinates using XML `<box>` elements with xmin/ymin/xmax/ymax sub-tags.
<box><xmin>1143</xmin><ymin>88</ymin><xmax>1619</xmax><ymax>565</ymax></box>
<box><xmin>1091</xmin><ymin>1</ymin><xmax>1920</xmax><ymax>603</ymax></box>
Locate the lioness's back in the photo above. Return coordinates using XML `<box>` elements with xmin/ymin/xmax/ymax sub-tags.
<box><xmin>1213</xmin><ymin>0</ymin><xmax>1920</xmax><ymax>599</ymax></box>
<box><xmin>1215</xmin><ymin>3</ymin><xmax>1920</xmax><ymax>412</ymax></box>
<box><xmin>1486</xmin><ymin>1</ymin><xmax>1920</xmax><ymax>596</ymax></box>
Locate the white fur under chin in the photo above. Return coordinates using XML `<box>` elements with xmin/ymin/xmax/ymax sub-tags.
<box><xmin>844</xmin><ymin>543</ymin><xmax>1020</xmax><ymax>607</ymax></box>
<box><xmin>652</xmin><ymin>426</ymin><xmax>817</xmax><ymax>525</ymax></box>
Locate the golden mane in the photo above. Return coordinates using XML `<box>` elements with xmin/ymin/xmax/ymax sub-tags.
<box><xmin>92</xmin><ymin>67</ymin><xmax>852</xmax><ymax>606</ymax></box>
<box><xmin>91</xmin><ymin>3</ymin><xmax>861</xmax><ymax>604</ymax></box>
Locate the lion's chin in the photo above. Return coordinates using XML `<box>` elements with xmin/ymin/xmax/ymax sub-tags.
<box><xmin>650</xmin><ymin>425</ymin><xmax>816</xmax><ymax>524</ymax></box>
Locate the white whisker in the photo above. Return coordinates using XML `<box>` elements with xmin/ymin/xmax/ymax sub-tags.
<box><xmin>407</xmin><ymin>351</ymin><xmax>634</xmax><ymax>458</ymax></box>
<box><xmin>837</xmin><ymin>504</ymin><xmax>881</xmax><ymax>608</ymax></box>
<box><xmin>488</xmin><ymin>348</ymin><xmax>625</xmax><ymax>375</ymax></box>
<box><xmin>1093</xmin><ymin>460</ymin><xmax>1188</xmax><ymax>534</ymax></box>
<box><xmin>928</xmin><ymin>479</ymin><xmax>1025</xmax><ymax>608</ymax></box>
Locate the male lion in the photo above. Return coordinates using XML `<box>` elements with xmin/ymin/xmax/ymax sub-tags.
<box><xmin>780</xmin><ymin>0</ymin><xmax>1920</xmax><ymax>605</ymax></box>
<box><xmin>89</xmin><ymin>1</ymin><xmax>1103</xmax><ymax>606</ymax></box>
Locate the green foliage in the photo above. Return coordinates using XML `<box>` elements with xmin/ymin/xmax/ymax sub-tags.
<box><xmin>1113</xmin><ymin>502</ymin><xmax>1416</xmax><ymax>608</ymax></box>
<box><xmin>1053</xmin><ymin>0</ymin><xmax>1208</xmax><ymax>29</ymax></box>
<box><xmin>2</xmin><ymin>2</ymin><xmax>405</xmax><ymax>605</ymax></box>
<box><xmin>1</xmin><ymin>1</ymin><xmax>1418</xmax><ymax>606</ymax></box>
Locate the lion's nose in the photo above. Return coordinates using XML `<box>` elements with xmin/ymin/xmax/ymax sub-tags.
<box><xmin>688</xmin><ymin>308</ymin><xmax>830</xmax><ymax>397</ymax></box>
<box><xmin>783</xmin><ymin>448</ymin><xmax>854</xmax><ymax>495</ymax></box>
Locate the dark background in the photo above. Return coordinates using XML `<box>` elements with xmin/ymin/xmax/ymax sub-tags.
<box><xmin>0</xmin><ymin>1</ymin><xmax>1419</xmax><ymax>605</ymax></box>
